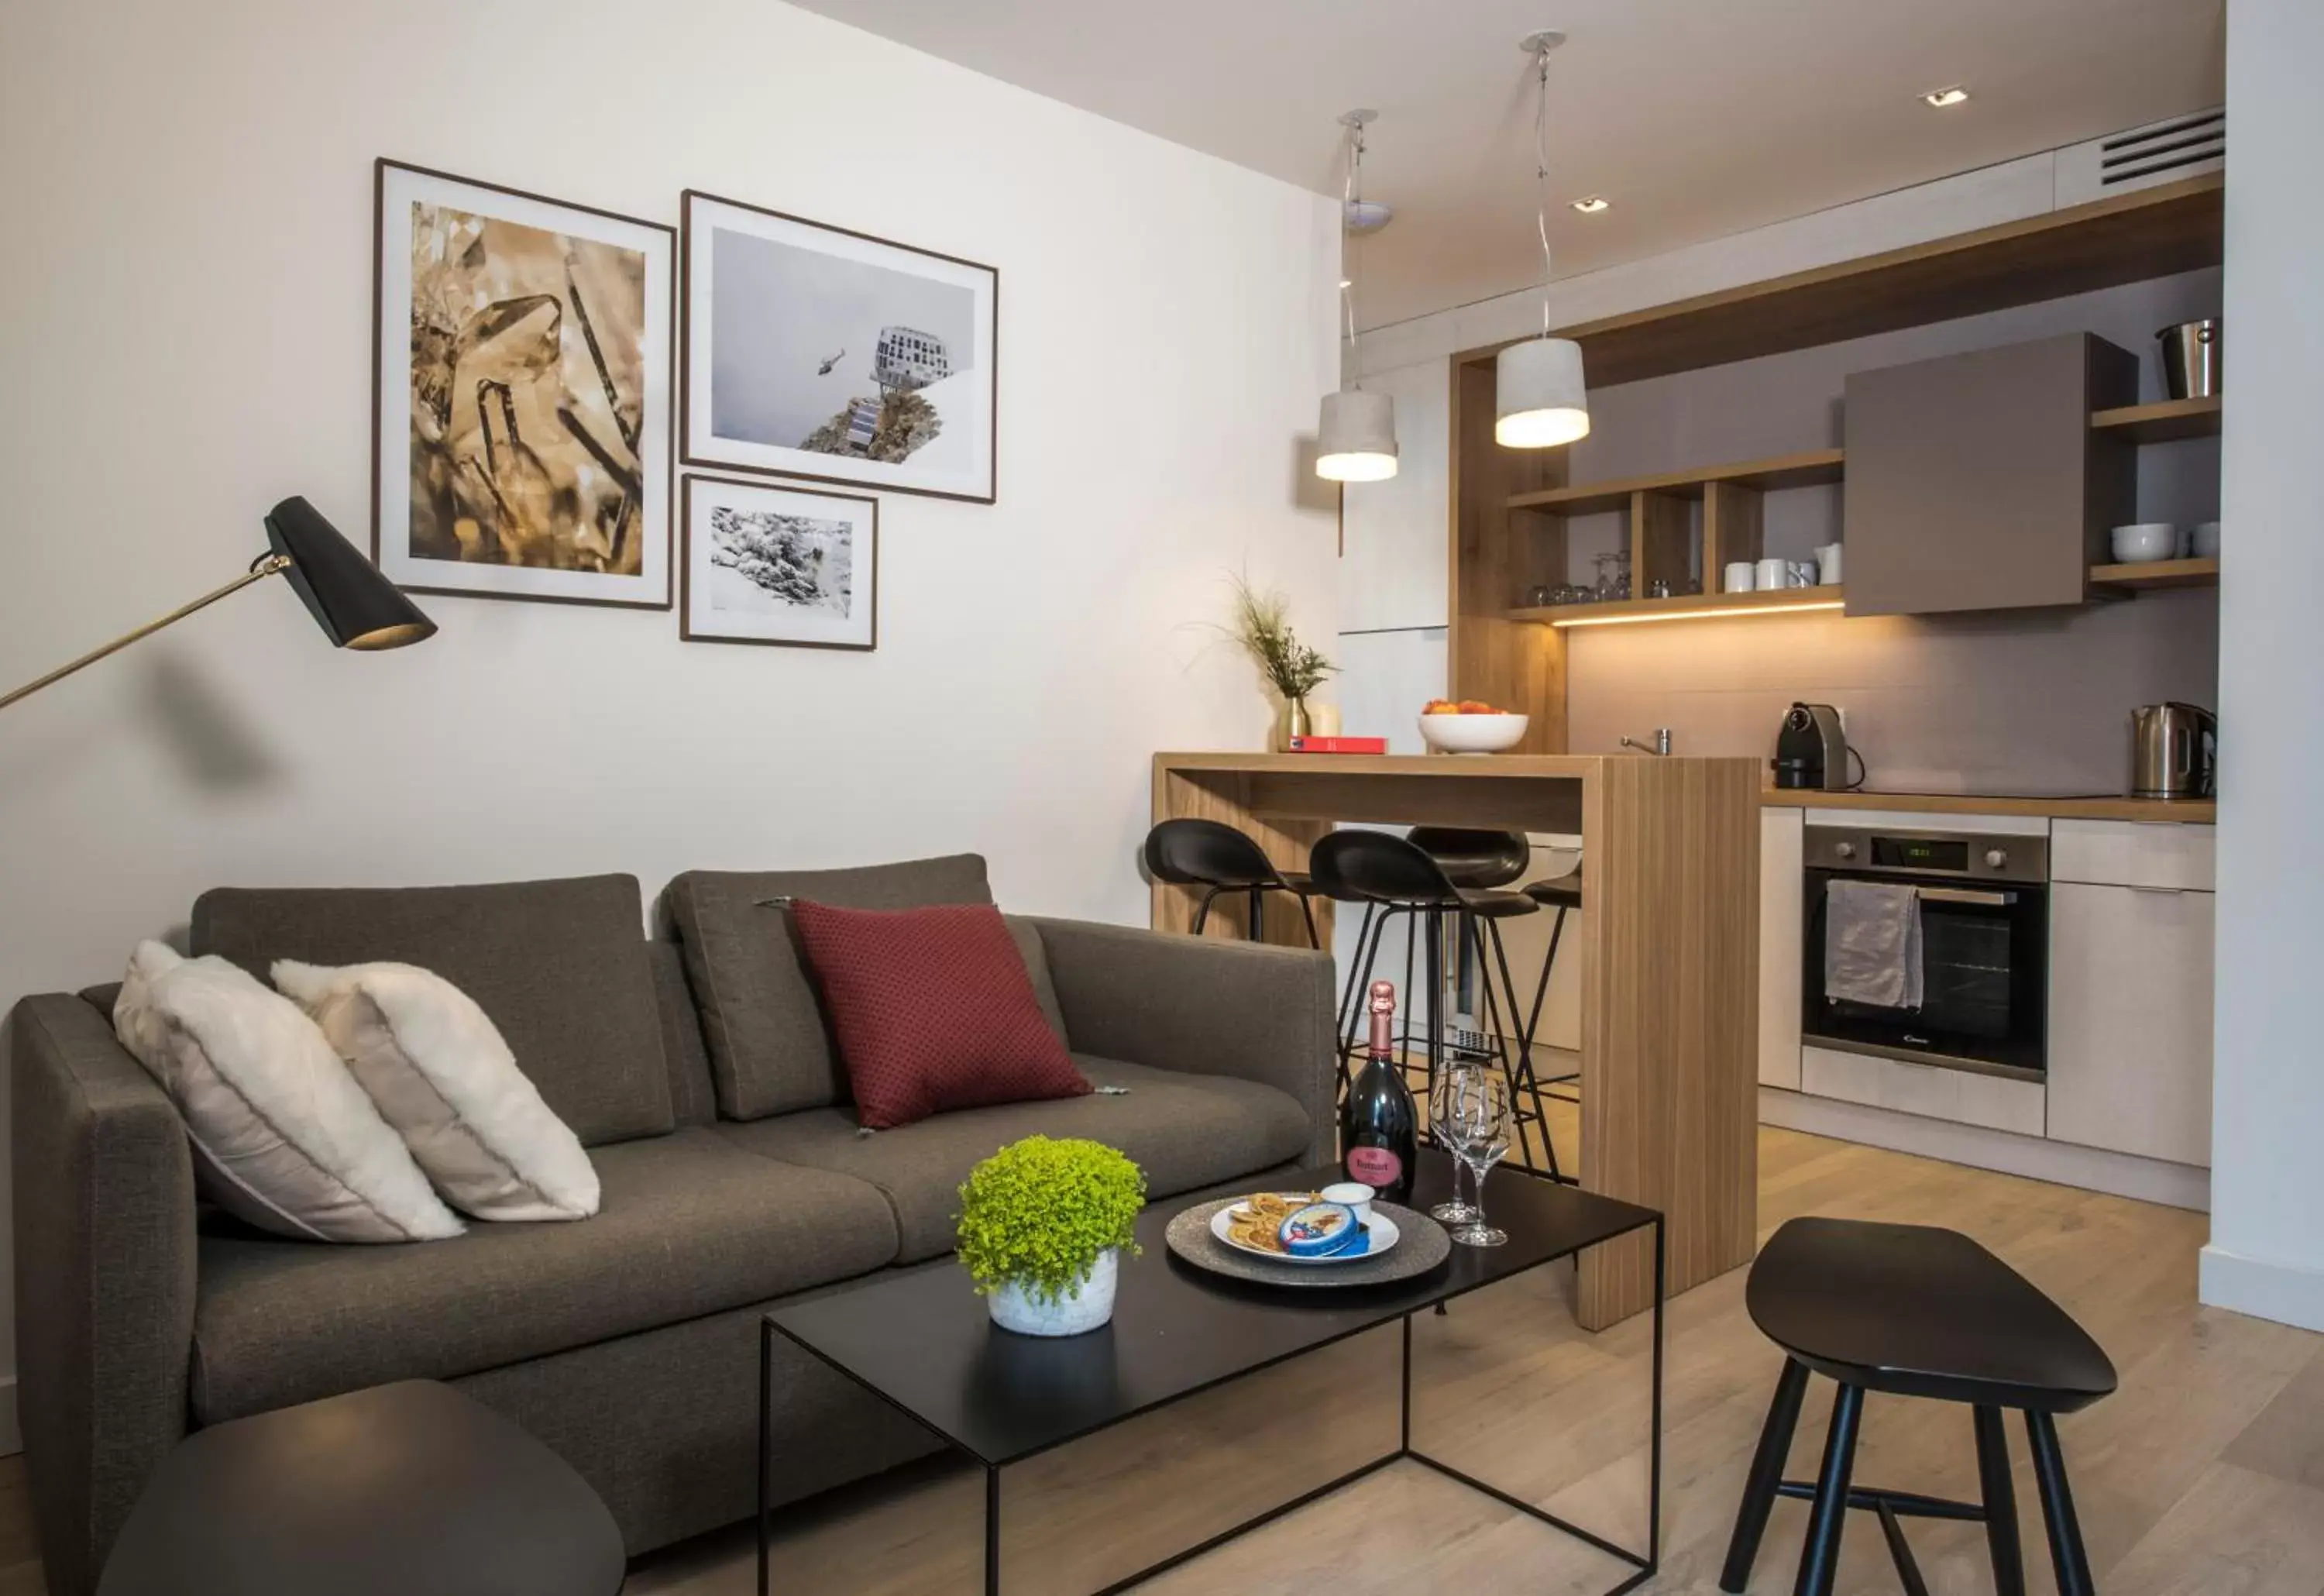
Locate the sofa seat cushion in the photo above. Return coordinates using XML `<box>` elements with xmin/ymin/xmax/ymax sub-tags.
<box><xmin>191</xmin><ymin>1129</ymin><xmax>897</xmax><ymax>1423</ymax></box>
<box><xmin>713</xmin><ymin>1055</ymin><xmax>1314</xmax><ymax>1263</ymax></box>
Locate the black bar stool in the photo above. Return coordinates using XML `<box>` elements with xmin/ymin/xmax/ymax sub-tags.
<box><xmin>1143</xmin><ymin>817</ymin><xmax>1318</xmax><ymax>948</ymax></box>
<box><xmin>1308</xmin><ymin>828</ymin><xmax>1559</xmax><ymax>1180</ymax></box>
<box><xmin>1721</xmin><ymin>1217</ymin><xmax>2117</xmax><ymax>1596</ymax></box>
<box><xmin>1521</xmin><ymin>862</ymin><xmax>1583</xmax><ymax>1102</ymax></box>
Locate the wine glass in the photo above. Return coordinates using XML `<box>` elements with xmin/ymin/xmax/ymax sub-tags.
<box><xmin>1428</xmin><ymin>1069</ymin><xmax>1480</xmax><ymax>1223</ymax></box>
<box><xmin>1441</xmin><ymin>1063</ymin><xmax>1512</xmax><ymax>1247</ymax></box>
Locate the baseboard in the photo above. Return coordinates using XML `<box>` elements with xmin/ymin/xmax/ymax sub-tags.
<box><xmin>2200</xmin><ymin>1245</ymin><xmax>2324</xmax><ymax>1334</ymax></box>
<box><xmin>1758</xmin><ymin>1087</ymin><xmax>2211</xmax><ymax>1211</ymax></box>
<box><xmin>0</xmin><ymin>1377</ymin><xmax>18</xmax><ymax>1457</ymax></box>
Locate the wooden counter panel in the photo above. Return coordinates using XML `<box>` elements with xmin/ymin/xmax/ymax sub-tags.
<box><xmin>1243</xmin><ymin>771</ymin><xmax>1583</xmax><ymax>834</ymax></box>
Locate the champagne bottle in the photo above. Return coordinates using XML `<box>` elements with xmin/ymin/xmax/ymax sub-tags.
<box><xmin>1339</xmin><ymin>979</ymin><xmax>1418</xmax><ymax>1204</ymax></box>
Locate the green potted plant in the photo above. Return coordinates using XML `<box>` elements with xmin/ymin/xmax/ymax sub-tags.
<box><xmin>1222</xmin><ymin>574</ymin><xmax>1336</xmax><ymax>747</ymax></box>
<box><xmin>956</xmin><ymin>1136</ymin><xmax>1146</xmax><ymax>1336</ymax></box>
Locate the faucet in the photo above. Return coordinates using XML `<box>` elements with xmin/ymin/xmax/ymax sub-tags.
<box><xmin>1621</xmin><ymin>728</ymin><xmax>1674</xmax><ymax>756</ymax></box>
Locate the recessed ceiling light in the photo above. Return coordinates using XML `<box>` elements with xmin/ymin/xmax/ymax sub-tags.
<box><xmin>1922</xmin><ymin>85</ymin><xmax>1971</xmax><ymax>108</ymax></box>
<box><xmin>1571</xmin><ymin>195</ymin><xmax>1610</xmax><ymax>215</ymax></box>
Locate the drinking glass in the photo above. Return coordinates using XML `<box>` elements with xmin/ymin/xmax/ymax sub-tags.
<box><xmin>1428</xmin><ymin>1070</ymin><xmax>1480</xmax><ymax>1223</ymax></box>
<box><xmin>1440</xmin><ymin>1062</ymin><xmax>1512</xmax><ymax>1247</ymax></box>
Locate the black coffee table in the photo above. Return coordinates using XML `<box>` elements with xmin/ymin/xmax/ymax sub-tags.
<box><xmin>759</xmin><ymin>1154</ymin><xmax>1664</xmax><ymax>1596</ymax></box>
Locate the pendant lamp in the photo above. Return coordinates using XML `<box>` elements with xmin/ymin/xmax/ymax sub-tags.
<box><xmin>1496</xmin><ymin>32</ymin><xmax>1590</xmax><ymax>449</ymax></box>
<box><xmin>1316</xmin><ymin>109</ymin><xmax>1399</xmax><ymax>483</ymax></box>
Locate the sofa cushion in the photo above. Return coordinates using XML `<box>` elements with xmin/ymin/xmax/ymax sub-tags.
<box><xmin>664</xmin><ymin>856</ymin><xmax>1066</xmax><ymax>1121</ymax></box>
<box><xmin>190</xmin><ymin>1129</ymin><xmax>897</xmax><ymax>1422</ymax></box>
<box><xmin>193</xmin><ymin>875</ymin><xmax>673</xmax><ymax>1147</ymax></box>
<box><xmin>713</xmin><ymin>1055</ymin><xmax>1314</xmax><ymax>1263</ymax></box>
<box><xmin>647</xmin><ymin>943</ymin><xmax>719</xmax><ymax>1129</ymax></box>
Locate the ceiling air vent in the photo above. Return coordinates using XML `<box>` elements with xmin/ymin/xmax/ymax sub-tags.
<box><xmin>2056</xmin><ymin>108</ymin><xmax>2224</xmax><ymax>206</ymax></box>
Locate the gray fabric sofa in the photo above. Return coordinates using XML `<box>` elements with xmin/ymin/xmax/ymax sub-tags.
<box><xmin>9</xmin><ymin>855</ymin><xmax>1335</xmax><ymax>1596</ymax></box>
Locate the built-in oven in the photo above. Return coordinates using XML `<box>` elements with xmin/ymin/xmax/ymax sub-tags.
<box><xmin>1802</xmin><ymin>825</ymin><xmax>2049</xmax><ymax>1080</ymax></box>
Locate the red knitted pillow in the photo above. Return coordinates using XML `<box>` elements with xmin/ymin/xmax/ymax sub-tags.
<box><xmin>788</xmin><ymin>899</ymin><xmax>1089</xmax><ymax>1130</ymax></box>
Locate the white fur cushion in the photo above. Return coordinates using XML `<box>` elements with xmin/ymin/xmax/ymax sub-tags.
<box><xmin>273</xmin><ymin>959</ymin><xmax>600</xmax><ymax>1222</ymax></box>
<box><xmin>112</xmin><ymin>942</ymin><xmax>464</xmax><ymax>1243</ymax></box>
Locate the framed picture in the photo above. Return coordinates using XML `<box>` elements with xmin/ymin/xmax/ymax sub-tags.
<box><xmin>373</xmin><ymin>159</ymin><xmax>675</xmax><ymax>609</ymax></box>
<box><xmin>681</xmin><ymin>474</ymin><xmax>878</xmax><ymax>650</ymax></box>
<box><xmin>681</xmin><ymin>191</ymin><xmax>997</xmax><ymax>504</ymax></box>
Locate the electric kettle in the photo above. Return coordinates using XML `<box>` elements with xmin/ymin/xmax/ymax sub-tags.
<box><xmin>2130</xmin><ymin>703</ymin><xmax>2216</xmax><ymax>799</ymax></box>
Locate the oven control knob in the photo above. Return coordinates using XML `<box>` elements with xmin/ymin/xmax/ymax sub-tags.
<box><xmin>1834</xmin><ymin>841</ymin><xmax>1857</xmax><ymax>860</ymax></box>
<box><xmin>1984</xmin><ymin>848</ymin><xmax>2009</xmax><ymax>869</ymax></box>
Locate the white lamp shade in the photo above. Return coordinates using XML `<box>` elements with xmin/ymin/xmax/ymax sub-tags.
<box><xmin>1316</xmin><ymin>388</ymin><xmax>1399</xmax><ymax>482</ymax></box>
<box><xmin>1495</xmin><ymin>336</ymin><xmax>1591</xmax><ymax>449</ymax></box>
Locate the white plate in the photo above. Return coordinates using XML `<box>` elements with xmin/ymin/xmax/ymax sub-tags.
<box><xmin>1211</xmin><ymin>1201</ymin><xmax>1402</xmax><ymax>1265</ymax></box>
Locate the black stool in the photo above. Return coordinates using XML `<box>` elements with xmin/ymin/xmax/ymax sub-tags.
<box><xmin>98</xmin><ymin>1380</ymin><xmax>625</xmax><ymax>1596</ymax></box>
<box><xmin>1521</xmin><ymin>862</ymin><xmax>1583</xmax><ymax>1102</ymax></box>
<box><xmin>1308</xmin><ymin>828</ymin><xmax>1559</xmax><ymax>1180</ymax></box>
<box><xmin>1721</xmin><ymin>1217</ymin><xmax>2117</xmax><ymax>1596</ymax></box>
<box><xmin>1143</xmin><ymin>817</ymin><xmax>1318</xmax><ymax>948</ymax></box>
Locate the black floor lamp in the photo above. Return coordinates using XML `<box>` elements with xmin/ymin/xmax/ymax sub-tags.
<box><xmin>0</xmin><ymin>497</ymin><xmax>435</xmax><ymax>711</ymax></box>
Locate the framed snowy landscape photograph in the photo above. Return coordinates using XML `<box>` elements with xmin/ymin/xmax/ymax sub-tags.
<box><xmin>680</xmin><ymin>474</ymin><xmax>877</xmax><ymax>650</ymax></box>
<box><xmin>680</xmin><ymin>190</ymin><xmax>997</xmax><ymax>504</ymax></box>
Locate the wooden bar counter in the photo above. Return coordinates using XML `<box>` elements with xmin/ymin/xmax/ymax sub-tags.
<box><xmin>1152</xmin><ymin>752</ymin><xmax>1761</xmax><ymax>1329</ymax></box>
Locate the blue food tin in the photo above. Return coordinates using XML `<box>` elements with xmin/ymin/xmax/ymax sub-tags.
<box><xmin>1279</xmin><ymin>1202</ymin><xmax>1362</xmax><ymax>1257</ymax></box>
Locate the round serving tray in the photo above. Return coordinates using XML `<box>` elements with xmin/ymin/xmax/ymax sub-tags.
<box><xmin>1165</xmin><ymin>1198</ymin><xmax>1451</xmax><ymax>1288</ymax></box>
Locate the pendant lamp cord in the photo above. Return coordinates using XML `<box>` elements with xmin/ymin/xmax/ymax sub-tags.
<box><xmin>1343</xmin><ymin>119</ymin><xmax>1365</xmax><ymax>387</ymax></box>
<box><xmin>1534</xmin><ymin>47</ymin><xmax>1554</xmax><ymax>338</ymax></box>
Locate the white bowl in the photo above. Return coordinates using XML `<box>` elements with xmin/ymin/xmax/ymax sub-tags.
<box><xmin>1418</xmin><ymin>712</ymin><xmax>1529</xmax><ymax>754</ymax></box>
<box><xmin>2110</xmin><ymin>522</ymin><xmax>2180</xmax><ymax>563</ymax></box>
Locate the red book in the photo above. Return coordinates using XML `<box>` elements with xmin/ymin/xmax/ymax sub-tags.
<box><xmin>1287</xmin><ymin>735</ymin><xmax>1388</xmax><ymax>755</ymax></box>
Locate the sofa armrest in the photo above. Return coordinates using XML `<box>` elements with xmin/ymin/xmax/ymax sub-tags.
<box><xmin>9</xmin><ymin>994</ymin><xmax>196</xmax><ymax>1596</ymax></box>
<box><xmin>1025</xmin><ymin>918</ymin><xmax>1336</xmax><ymax>1164</ymax></box>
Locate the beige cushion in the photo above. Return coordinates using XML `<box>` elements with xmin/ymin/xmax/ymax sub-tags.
<box><xmin>273</xmin><ymin>959</ymin><xmax>600</xmax><ymax>1223</ymax></box>
<box><xmin>665</xmin><ymin>855</ymin><xmax>1066</xmax><ymax>1120</ymax></box>
<box><xmin>112</xmin><ymin>942</ymin><xmax>463</xmax><ymax>1245</ymax></box>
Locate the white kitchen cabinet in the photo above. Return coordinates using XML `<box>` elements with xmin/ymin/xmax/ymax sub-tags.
<box><xmin>1760</xmin><ymin>807</ymin><xmax>1804</xmax><ymax>1089</ymax></box>
<box><xmin>1338</xmin><ymin>357</ymin><xmax>1450</xmax><ymax>634</ymax></box>
<box><xmin>1801</xmin><ymin>1046</ymin><xmax>2047</xmax><ymax>1137</ymax></box>
<box><xmin>2051</xmin><ymin>820</ymin><xmax>2216</xmax><ymax>891</ymax></box>
<box><xmin>2047</xmin><ymin>881</ymin><xmax>2214</xmax><ymax>1167</ymax></box>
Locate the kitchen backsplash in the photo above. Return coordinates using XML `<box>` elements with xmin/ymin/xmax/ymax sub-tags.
<box><xmin>1565</xmin><ymin>588</ymin><xmax>2219</xmax><ymax>794</ymax></box>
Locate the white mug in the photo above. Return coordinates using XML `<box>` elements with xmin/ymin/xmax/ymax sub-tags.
<box><xmin>1755</xmin><ymin>557</ymin><xmax>1788</xmax><ymax>592</ymax></box>
<box><xmin>1814</xmin><ymin>543</ymin><xmax>1844</xmax><ymax>586</ymax></box>
<box><xmin>1788</xmin><ymin>561</ymin><xmax>1817</xmax><ymax>589</ymax></box>
<box><xmin>1319</xmin><ymin>1182</ymin><xmax>1375</xmax><ymax>1226</ymax></box>
<box><xmin>1724</xmin><ymin>561</ymin><xmax>1756</xmax><ymax>593</ymax></box>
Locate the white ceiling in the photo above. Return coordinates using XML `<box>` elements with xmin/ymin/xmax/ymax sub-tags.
<box><xmin>786</xmin><ymin>0</ymin><xmax>2226</xmax><ymax>329</ymax></box>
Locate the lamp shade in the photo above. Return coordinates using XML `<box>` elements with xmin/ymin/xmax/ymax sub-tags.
<box><xmin>1315</xmin><ymin>389</ymin><xmax>1399</xmax><ymax>482</ymax></box>
<box><xmin>263</xmin><ymin>497</ymin><xmax>437</xmax><ymax>650</ymax></box>
<box><xmin>1494</xmin><ymin>337</ymin><xmax>1591</xmax><ymax>449</ymax></box>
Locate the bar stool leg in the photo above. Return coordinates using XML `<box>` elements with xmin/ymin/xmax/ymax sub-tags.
<box><xmin>2025</xmin><ymin>1412</ymin><xmax>2095</xmax><ymax>1596</ymax></box>
<box><xmin>1523</xmin><ymin>903</ymin><xmax>1566</xmax><ymax>1057</ymax></box>
<box><xmin>1421</xmin><ymin>906</ymin><xmax>1446</xmax><ymax>1099</ymax></box>
<box><xmin>1295</xmin><ymin>891</ymin><xmax>1319</xmax><ymax>950</ymax></box>
<box><xmin>1336</xmin><ymin>903</ymin><xmax>1377</xmax><ymax>1044</ymax></box>
<box><xmin>1975</xmin><ymin>1405</ymin><xmax>2027</xmax><ymax>1596</ymax></box>
<box><xmin>1480</xmin><ymin>917</ymin><xmax>1560</xmax><ymax>1181</ymax></box>
<box><xmin>1336</xmin><ymin>905</ymin><xmax>1394</xmax><ymax>1100</ymax></box>
<box><xmin>1248</xmin><ymin>886</ymin><xmax>1264</xmax><ymax>943</ymax></box>
<box><xmin>1794</xmin><ymin>1383</ymin><xmax>1865</xmax><ymax>1596</ymax></box>
<box><xmin>1190</xmin><ymin>886</ymin><xmax>1222</xmax><ymax>937</ymax></box>
<box><xmin>1720</xmin><ymin>1358</ymin><xmax>1810</xmax><ymax>1593</ymax></box>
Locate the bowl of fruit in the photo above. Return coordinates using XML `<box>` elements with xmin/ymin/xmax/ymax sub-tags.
<box><xmin>1418</xmin><ymin>700</ymin><xmax>1530</xmax><ymax>754</ymax></box>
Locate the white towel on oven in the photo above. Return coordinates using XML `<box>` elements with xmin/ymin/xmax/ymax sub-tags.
<box><xmin>1824</xmin><ymin>881</ymin><xmax>1923</xmax><ymax>1010</ymax></box>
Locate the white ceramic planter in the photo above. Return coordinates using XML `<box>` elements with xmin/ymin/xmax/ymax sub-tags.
<box><xmin>986</xmin><ymin>1249</ymin><xmax>1118</xmax><ymax>1336</ymax></box>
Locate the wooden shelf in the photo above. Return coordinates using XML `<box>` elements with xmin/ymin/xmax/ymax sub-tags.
<box><xmin>1507</xmin><ymin>449</ymin><xmax>1846</xmax><ymax>515</ymax></box>
<box><xmin>2090</xmin><ymin>395</ymin><xmax>2221</xmax><ymax>444</ymax></box>
<box><xmin>2090</xmin><ymin>558</ymin><xmax>2218</xmax><ymax>591</ymax></box>
<box><xmin>1510</xmin><ymin>585</ymin><xmax>1847</xmax><ymax>628</ymax></box>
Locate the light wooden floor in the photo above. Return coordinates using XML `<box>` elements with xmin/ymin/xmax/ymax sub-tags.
<box><xmin>7</xmin><ymin>1123</ymin><xmax>2320</xmax><ymax>1595</ymax></box>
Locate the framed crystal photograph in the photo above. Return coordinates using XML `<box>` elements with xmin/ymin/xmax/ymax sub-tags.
<box><xmin>681</xmin><ymin>191</ymin><xmax>997</xmax><ymax>504</ymax></box>
<box><xmin>680</xmin><ymin>473</ymin><xmax>877</xmax><ymax>651</ymax></box>
<box><xmin>374</xmin><ymin>159</ymin><xmax>675</xmax><ymax>608</ymax></box>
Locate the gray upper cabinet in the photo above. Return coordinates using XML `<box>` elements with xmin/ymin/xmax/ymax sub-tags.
<box><xmin>1842</xmin><ymin>333</ymin><xmax>2138</xmax><ymax>615</ymax></box>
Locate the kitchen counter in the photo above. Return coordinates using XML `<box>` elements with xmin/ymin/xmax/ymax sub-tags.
<box><xmin>1153</xmin><ymin>750</ymin><xmax>1762</xmax><ymax>1329</ymax></box>
<box><xmin>1761</xmin><ymin>787</ymin><xmax>2216</xmax><ymax>823</ymax></box>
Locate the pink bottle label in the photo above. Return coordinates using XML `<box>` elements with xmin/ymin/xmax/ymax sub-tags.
<box><xmin>1346</xmin><ymin>1145</ymin><xmax>1402</xmax><ymax>1186</ymax></box>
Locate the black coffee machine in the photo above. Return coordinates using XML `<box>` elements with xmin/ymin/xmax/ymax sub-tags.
<box><xmin>1773</xmin><ymin>702</ymin><xmax>1851</xmax><ymax>790</ymax></box>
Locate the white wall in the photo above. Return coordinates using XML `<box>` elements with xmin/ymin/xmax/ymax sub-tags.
<box><xmin>2201</xmin><ymin>0</ymin><xmax>2324</xmax><ymax>1333</ymax></box>
<box><xmin>0</xmin><ymin>0</ymin><xmax>1341</xmax><ymax>1446</ymax></box>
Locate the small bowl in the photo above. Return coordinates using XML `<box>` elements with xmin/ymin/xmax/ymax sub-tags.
<box><xmin>1418</xmin><ymin>712</ymin><xmax>1529</xmax><ymax>754</ymax></box>
<box><xmin>2110</xmin><ymin>523</ymin><xmax>2180</xmax><ymax>563</ymax></box>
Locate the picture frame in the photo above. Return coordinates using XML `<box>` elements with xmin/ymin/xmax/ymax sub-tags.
<box><xmin>681</xmin><ymin>190</ymin><xmax>998</xmax><ymax>504</ymax></box>
<box><xmin>373</xmin><ymin>158</ymin><xmax>676</xmax><ymax>609</ymax></box>
<box><xmin>680</xmin><ymin>473</ymin><xmax>878</xmax><ymax>651</ymax></box>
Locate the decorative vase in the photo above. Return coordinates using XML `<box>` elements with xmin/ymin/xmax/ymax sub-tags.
<box><xmin>1274</xmin><ymin>697</ymin><xmax>1313</xmax><ymax>751</ymax></box>
<box><xmin>986</xmin><ymin>1249</ymin><xmax>1118</xmax><ymax>1336</ymax></box>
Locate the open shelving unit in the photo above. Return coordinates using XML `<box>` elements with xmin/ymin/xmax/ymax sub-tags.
<box><xmin>2090</xmin><ymin>395</ymin><xmax>2221</xmax><ymax>445</ymax></box>
<box><xmin>2091</xmin><ymin>557</ymin><xmax>2219</xmax><ymax>592</ymax></box>
<box><xmin>1509</xmin><ymin>583</ymin><xmax>1845</xmax><ymax>628</ymax></box>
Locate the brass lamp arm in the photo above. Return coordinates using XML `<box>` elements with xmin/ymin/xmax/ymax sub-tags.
<box><xmin>0</xmin><ymin>553</ymin><xmax>293</xmax><ymax>713</ymax></box>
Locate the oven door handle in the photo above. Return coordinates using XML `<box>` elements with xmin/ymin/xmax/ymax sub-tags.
<box><xmin>1913</xmin><ymin>886</ymin><xmax>2016</xmax><ymax>906</ymax></box>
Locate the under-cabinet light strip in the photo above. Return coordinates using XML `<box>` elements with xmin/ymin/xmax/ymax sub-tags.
<box><xmin>1549</xmin><ymin>598</ymin><xmax>1846</xmax><ymax>628</ymax></box>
